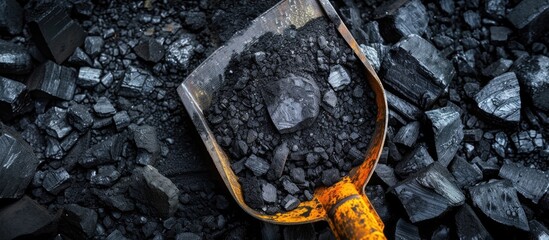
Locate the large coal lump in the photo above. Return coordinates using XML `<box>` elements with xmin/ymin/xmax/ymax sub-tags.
<box><xmin>60</xmin><ymin>204</ymin><xmax>98</xmax><ymax>239</ymax></box>
<box><xmin>0</xmin><ymin>0</ymin><xmax>23</xmax><ymax>35</ymax></box>
<box><xmin>262</xmin><ymin>75</ymin><xmax>320</xmax><ymax>134</ymax></box>
<box><xmin>130</xmin><ymin>165</ymin><xmax>180</xmax><ymax>218</ymax></box>
<box><xmin>393</xmin><ymin>163</ymin><xmax>465</xmax><ymax>222</ymax></box>
<box><xmin>27</xmin><ymin>61</ymin><xmax>77</xmax><ymax>101</ymax></box>
<box><xmin>469</xmin><ymin>180</ymin><xmax>529</xmax><ymax>231</ymax></box>
<box><xmin>499</xmin><ymin>162</ymin><xmax>549</xmax><ymax>203</ymax></box>
<box><xmin>0</xmin><ymin>196</ymin><xmax>56</xmax><ymax>239</ymax></box>
<box><xmin>382</xmin><ymin>35</ymin><xmax>455</xmax><ymax>108</ymax></box>
<box><xmin>506</xmin><ymin>0</ymin><xmax>549</xmax><ymax>42</ymax></box>
<box><xmin>0</xmin><ymin>41</ymin><xmax>32</xmax><ymax>75</ymax></box>
<box><xmin>474</xmin><ymin>72</ymin><xmax>521</xmax><ymax>124</ymax></box>
<box><xmin>119</xmin><ymin>66</ymin><xmax>157</xmax><ymax>97</ymax></box>
<box><xmin>425</xmin><ymin>107</ymin><xmax>463</xmax><ymax>167</ymax></box>
<box><xmin>28</xmin><ymin>3</ymin><xmax>86</xmax><ymax>64</ymax></box>
<box><xmin>0</xmin><ymin>124</ymin><xmax>39</xmax><ymax>199</ymax></box>
<box><xmin>0</xmin><ymin>76</ymin><xmax>30</xmax><ymax>120</ymax></box>
<box><xmin>513</xmin><ymin>55</ymin><xmax>549</xmax><ymax>112</ymax></box>
<box><xmin>455</xmin><ymin>204</ymin><xmax>493</xmax><ymax>240</ymax></box>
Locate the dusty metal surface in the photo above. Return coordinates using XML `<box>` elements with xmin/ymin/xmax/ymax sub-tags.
<box><xmin>177</xmin><ymin>0</ymin><xmax>388</xmax><ymax>237</ymax></box>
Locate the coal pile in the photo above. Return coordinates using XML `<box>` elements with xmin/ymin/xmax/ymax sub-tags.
<box><xmin>205</xmin><ymin>18</ymin><xmax>377</xmax><ymax>213</ymax></box>
<box><xmin>0</xmin><ymin>0</ymin><xmax>548</xmax><ymax>239</ymax></box>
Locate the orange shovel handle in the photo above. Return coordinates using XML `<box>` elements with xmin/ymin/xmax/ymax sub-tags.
<box><xmin>318</xmin><ymin>178</ymin><xmax>385</xmax><ymax>240</ymax></box>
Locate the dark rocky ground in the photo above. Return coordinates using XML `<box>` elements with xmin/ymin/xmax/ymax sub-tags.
<box><xmin>0</xmin><ymin>0</ymin><xmax>548</xmax><ymax>239</ymax></box>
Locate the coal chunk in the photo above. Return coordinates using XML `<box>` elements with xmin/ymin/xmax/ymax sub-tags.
<box><xmin>282</xmin><ymin>194</ymin><xmax>300</xmax><ymax>211</ymax></box>
<box><xmin>0</xmin><ymin>0</ymin><xmax>23</xmax><ymax>35</ymax></box>
<box><xmin>119</xmin><ymin>66</ymin><xmax>157</xmax><ymax>97</ymax></box>
<box><xmin>90</xmin><ymin>165</ymin><xmax>120</xmax><ymax>187</ymax></box>
<box><xmin>393</xmin><ymin>121</ymin><xmax>420</xmax><ymax>147</ymax></box>
<box><xmin>36</xmin><ymin>106</ymin><xmax>72</xmax><ymax>139</ymax></box>
<box><xmin>485</xmin><ymin>0</ymin><xmax>507</xmax><ymax>19</ymax></box>
<box><xmin>395</xmin><ymin>218</ymin><xmax>420</xmax><ymax>240</ymax></box>
<box><xmin>393</xmin><ymin>163</ymin><xmax>465</xmax><ymax>222</ymax></box>
<box><xmin>93</xmin><ymin>97</ymin><xmax>116</xmax><ymax>117</ymax></box>
<box><xmin>395</xmin><ymin>145</ymin><xmax>434</xmax><ymax>178</ymax></box>
<box><xmin>374</xmin><ymin>0</ymin><xmax>428</xmax><ymax>42</ymax></box>
<box><xmin>529</xmin><ymin>220</ymin><xmax>549</xmax><ymax>239</ymax></box>
<box><xmin>77</xmin><ymin>67</ymin><xmax>101</xmax><ymax>88</ymax></box>
<box><xmin>134</xmin><ymin>38</ymin><xmax>165</xmax><ymax>63</ymax></box>
<box><xmin>425</xmin><ymin>107</ymin><xmax>464</xmax><ymax>167</ymax></box>
<box><xmin>60</xmin><ymin>204</ymin><xmax>98</xmax><ymax>239</ymax></box>
<box><xmin>0</xmin><ymin>76</ymin><xmax>29</xmax><ymax>120</ymax></box>
<box><xmin>240</xmin><ymin>177</ymin><xmax>264</xmax><ymax>209</ymax></box>
<box><xmin>322</xmin><ymin>90</ymin><xmax>337</xmax><ymax>108</ymax></box>
<box><xmin>269</xmin><ymin>142</ymin><xmax>289</xmax><ymax>180</ymax></box>
<box><xmin>0</xmin><ymin>41</ymin><xmax>32</xmax><ymax>74</ymax></box>
<box><xmin>386</xmin><ymin>90</ymin><xmax>422</xmax><ymax>120</ymax></box>
<box><xmin>0</xmin><ymin>196</ymin><xmax>56</xmax><ymax>239</ymax></box>
<box><xmin>166</xmin><ymin>34</ymin><xmax>197</xmax><ymax>71</ymax></box>
<box><xmin>321</xmin><ymin>168</ymin><xmax>340</xmax><ymax>186</ymax></box>
<box><xmin>113</xmin><ymin>111</ymin><xmax>130</xmax><ymax>131</ymax></box>
<box><xmin>79</xmin><ymin>135</ymin><xmax>123</xmax><ymax>167</ymax></box>
<box><xmin>83</xmin><ymin>36</ymin><xmax>104</xmax><ymax>57</ymax></box>
<box><xmin>0</xmin><ymin>124</ymin><xmax>39</xmax><ymax>199</ymax></box>
<box><xmin>469</xmin><ymin>180</ymin><xmax>529</xmax><ymax>231</ymax></box>
<box><xmin>245</xmin><ymin>154</ymin><xmax>270</xmax><ymax>176</ymax></box>
<box><xmin>382</xmin><ymin>35</ymin><xmax>455</xmax><ymax>108</ymax></box>
<box><xmin>463</xmin><ymin>10</ymin><xmax>481</xmax><ymax>29</ymax></box>
<box><xmin>328</xmin><ymin>65</ymin><xmax>351</xmax><ymax>90</ymax></box>
<box><xmin>455</xmin><ymin>204</ymin><xmax>493</xmax><ymax>240</ymax></box>
<box><xmin>130</xmin><ymin>165</ymin><xmax>180</xmax><ymax>217</ymax></box>
<box><xmin>28</xmin><ymin>4</ymin><xmax>86</xmax><ymax>63</ymax></box>
<box><xmin>506</xmin><ymin>0</ymin><xmax>549</xmax><ymax>42</ymax></box>
<box><xmin>263</xmin><ymin>75</ymin><xmax>320</xmax><ymax>134</ymax></box>
<box><xmin>514</xmin><ymin>55</ymin><xmax>549</xmax><ymax>111</ymax></box>
<box><xmin>261</xmin><ymin>183</ymin><xmax>277</xmax><ymax>203</ymax></box>
<box><xmin>67</xmin><ymin>47</ymin><xmax>92</xmax><ymax>67</ymax></box>
<box><xmin>499</xmin><ymin>162</ymin><xmax>549</xmax><ymax>203</ymax></box>
<box><xmin>106</xmin><ymin>230</ymin><xmax>128</xmax><ymax>240</ymax></box>
<box><xmin>68</xmin><ymin>104</ymin><xmax>94</xmax><ymax>132</ymax></box>
<box><xmin>27</xmin><ymin>61</ymin><xmax>77</xmax><ymax>101</ymax></box>
<box><xmin>490</xmin><ymin>26</ymin><xmax>512</xmax><ymax>43</ymax></box>
<box><xmin>474</xmin><ymin>72</ymin><xmax>521</xmax><ymax>124</ymax></box>
<box><xmin>42</xmin><ymin>167</ymin><xmax>70</xmax><ymax>194</ymax></box>
<box><xmin>132</xmin><ymin>125</ymin><xmax>160</xmax><ymax>165</ymax></box>
<box><xmin>374</xmin><ymin>163</ymin><xmax>398</xmax><ymax>187</ymax></box>
<box><xmin>449</xmin><ymin>156</ymin><xmax>483</xmax><ymax>188</ymax></box>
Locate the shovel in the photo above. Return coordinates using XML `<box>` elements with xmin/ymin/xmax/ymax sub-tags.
<box><xmin>177</xmin><ymin>0</ymin><xmax>388</xmax><ymax>239</ymax></box>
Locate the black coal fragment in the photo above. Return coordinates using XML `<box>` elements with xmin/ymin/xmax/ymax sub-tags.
<box><xmin>393</xmin><ymin>163</ymin><xmax>465</xmax><ymax>222</ymax></box>
<box><xmin>474</xmin><ymin>72</ymin><xmax>521</xmax><ymax>124</ymax></box>
<box><xmin>321</xmin><ymin>168</ymin><xmax>340</xmax><ymax>186</ymax></box>
<box><xmin>134</xmin><ymin>38</ymin><xmax>165</xmax><ymax>63</ymax></box>
<box><xmin>0</xmin><ymin>41</ymin><xmax>33</xmax><ymax>74</ymax></box>
<box><xmin>529</xmin><ymin>220</ymin><xmax>549</xmax><ymax>239</ymax></box>
<box><xmin>374</xmin><ymin>0</ymin><xmax>428</xmax><ymax>42</ymax></box>
<box><xmin>60</xmin><ymin>204</ymin><xmax>98</xmax><ymax>239</ymax></box>
<box><xmin>282</xmin><ymin>194</ymin><xmax>300</xmax><ymax>211</ymax></box>
<box><xmin>268</xmin><ymin>142</ymin><xmax>289</xmax><ymax>180</ymax></box>
<box><xmin>374</xmin><ymin>163</ymin><xmax>398</xmax><ymax>187</ymax></box>
<box><xmin>119</xmin><ymin>66</ymin><xmax>157</xmax><ymax>97</ymax></box>
<box><xmin>42</xmin><ymin>167</ymin><xmax>70</xmax><ymax>194</ymax></box>
<box><xmin>395</xmin><ymin>144</ymin><xmax>434</xmax><ymax>178</ymax></box>
<box><xmin>132</xmin><ymin>125</ymin><xmax>160</xmax><ymax>166</ymax></box>
<box><xmin>261</xmin><ymin>183</ymin><xmax>277</xmax><ymax>203</ymax></box>
<box><xmin>365</xmin><ymin>185</ymin><xmax>391</xmax><ymax>222</ymax></box>
<box><xmin>0</xmin><ymin>196</ymin><xmax>56</xmax><ymax>239</ymax></box>
<box><xmin>513</xmin><ymin>55</ymin><xmax>549</xmax><ymax>111</ymax></box>
<box><xmin>166</xmin><ymin>34</ymin><xmax>197</xmax><ymax>71</ymax></box>
<box><xmin>261</xmin><ymin>222</ymin><xmax>281</xmax><ymax>240</ymax></box>
<box><xmin>93</xmin><ymin>97</ymin><xmax>116</xmax><ymax>117</ymax></box>
<box><xmin>0</xmin><ymin>124</ymin><xmax>39</xmax><ymax>199</ymax></box>
<box><xmin>36</xmin><ymin>106</ymin><xmax>72</xmax><ymax>139</ymax></box>
<box><xmin>67</xmin><ymin>47</ymin><xmax>92</xmax><ymax>67</ymax></box>
<box><xmin>240</xmin><ymin>177</ymin><xmax>264</xmax><ymax>209</ymax></box>
<box><xmin>92</xmin><ymin>187</ymin><xmax>135</xmax><ymax>212</ymax></box>
<box><xmin>28</xmin><ymin>3</ymin><xmax>86</xmax><ymax>63</ymax></box>
<box><xmin>490</xmin><ymin>26</ymin><xmax>512</xmax><ymax>43</ymax></box>
<box><xmin>113</xmin><ymin>111</ymin><xmax>130</xmax><ymax>131</ymax></box>
<box><xmin>485</xmin><ymin>0</ymin><xmax>507</xmax><ymax>19</ymax></box>
<box><xmin>431</xmin><ymin>225</ymin><xmax>450</xmax><ymax>240</ymax></box>
<box><xmin>472</xmin><ymin>156</ymin><xmax>500</xmax><ymax>177</ymax></box>
<box><xmin>282</xmin><ymin>178</ymin><xmax>299</xmax><ymax>194</ymax></box>
<box><xmin>382</xmin><ymin>35</ymin><xmax>455</xmax><ymax>108</ymax></box>
<box><xmin>84</xmin><ymin>36</ymin><xmax>104</xmax><ymax>58</ymax></box>
<box><xmin>455</xmin><ymin>204</ymin><xmax>493</xmax><ymax>240</ymax></box>
<box><xmin>499</xmin><ymin>162</ymin><xmax>549</xmax><ymax>203</ymax></box>
<box><xmin>263</xmin><ymin>75</ymin><xmax>320</xmax><ymax>134</ymax></box>
<box><xmin>510</xmin><ymin>130</ymin><xmax>543</xmax><ymax>154</ymax></box>
<box><xmin>45</xmin><ymin>137</ymin><xmax>64</xmax><ymax>159</ymax></box>
<box><xmin>425</xmin><ymin>106</ymin><xmax>464</xmax><ymax>167</ymax></box>
<box><xmin>27</xmin><ymin>61</ymin><xmax>77</xmax><ymax>101</ymax></box>
<box><xmin>106</xmin><ymin>230</ymin><xmax>128</xmax><ymax>240</ymax></box>
<box><xmin>90</xmin><ymin>165</ymin><xmax>121</xmax><ymax>187</ymax></box>
<box><xmin>469</xmin><ymin>180</ymin><xmax>529</xmax><ymax>231</ymax></box>
<box><xmin>506</xmin><ymin>0</ymin><xmax>549</xmax><ymax>42</ymax></box>
<box><xmin>79</xmin><ymin>136</ymin><xmax>118</xmax><ymax>167</ymax></box>
<box><xmin>328</xmin><ymin>65</ymin><xmax>351</xmax><ymax>90</ymax></box>
<box><xmin>482</xmin><ymin>58</ymin><xmax>513</xmax><ymax>78</ymax></box>
<box><xmin>393</xmin><ymin>121</ymin><xmax>420</xmax><ymax>147</ymax></box>
<box><xmin>385</xmin><ymin>90</ymin><xmax>422</xmax><ymax>120</ymax></box>
<box><xmin>0</xmin><ymin>76</ymin><xmax>30</xmax><ymax>120</ymax></box>
<box><xmin>463</xmin><ymin>10</ymin><xmax>481</xmax><ymax>29</ymax></box>
<box><xmin>77</xmin><ymin>67</ymin><xmax>102</xmax><ymax>88</ymax></box>
<box><xmin>463</xmin><ymin>129</ymin><xmax>483</xmax><ymax>142</ymax></box>
<box><xmin>0</xmin><ymin>0</ymin><xmax>23</xmax><ymax>35</ymax></box>
<box><xmin>245</xmin><ymin>154</ymin><xmax>270</xmax><ymax>176</ymax></box>
<box><xmin>130</xmin><ymin>165</ymin><xmax>180</xmax><ymax>218</ymax></box>
<box><xmin>394</xmin><ymin>218</ymin><xmax>420</xmax><ymax>240</ymax></box>
<box><xmin>68</xmin><ymin>104</ymin><xmax>94</xmax><ymax>132</ymax></box>
<box><xmin>449</xmin><ymin>156</ymin><xmax>483</xmax><ymax>188</ymax></box>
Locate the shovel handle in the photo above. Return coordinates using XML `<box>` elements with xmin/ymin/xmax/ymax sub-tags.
<box><xmin>319</xmin><ymin>180</ymin><xmax>385</xmax><ymax>240</ymax></box>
